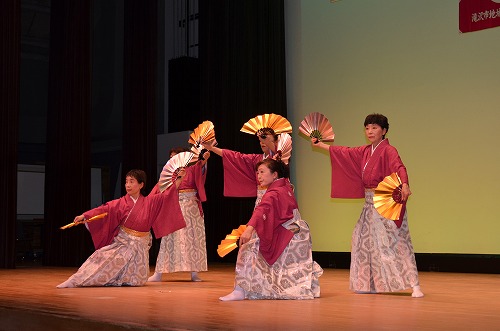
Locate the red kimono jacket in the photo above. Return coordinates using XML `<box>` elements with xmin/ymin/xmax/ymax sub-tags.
<box><xmin>178</xmin><ymin>161</ymin><xmax>208</xmax><ymax>205</ymax></box>
<box><xmin>221</xmin><ymin>149</ymin><xmax>267</xmax><ymax>197</ymax></box>
<box><xmin>247</xmin><ymin>178</ymin><xmax>296</xmax><ymax>265</ymax></box>
<box><xmin>86</xmin><ymin>185</ymin><xmax>185</xmax><ymax>249</ymax></box>
<box><xmin>149</xmin><ymin>162</ymin><xmax>208</xmax><ymax>216</ymax></box>
<box><xmin>328</xmin><ymin>139</ymin><xmax>409</xmax><ymax>226</ymax></box>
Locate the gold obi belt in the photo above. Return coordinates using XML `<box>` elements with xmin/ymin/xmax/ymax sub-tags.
<box><xmin>120</xmin><ymin>225</ymin><xmax>149</xmax><ymax>237</ymax></box>
<box><xmin>179</xmin><ymin>188</ymin><xmax>197</xmax><ymax>193</ymax></box>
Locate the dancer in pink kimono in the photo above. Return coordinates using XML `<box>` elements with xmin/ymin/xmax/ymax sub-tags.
<box><xmin>202</xmin><ymin>128</ymin><xmax>277</xmax><ymax>205</ymax></box>
<box><xmin>56</xmin><ymin>169</ymin><xmax>185</xmax><ymax>288</ymax></box>
<box><xmin>148</xmin><ymin>147</ymin><xmax>210</xmax><ymax>282</ymax></box>
<box><xmin>311</xmin><ymin>113</ymin><xmax>423</xmax><ymax>298</ymax></box>
<box><xmin>202</xmin><ymin>128</ymin><xmax>278</xmax><ymax>204</ymax></box>
<box><xmin>219</xmin><ymin>158</ymin><xmax>322</xmax><ymax>301</ymax></box>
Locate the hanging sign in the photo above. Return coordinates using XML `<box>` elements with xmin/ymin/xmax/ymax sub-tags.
<box><xmin>459</xmin><ymin>0</ymin><xmax>500</xmax><ymax>33</ymax></box>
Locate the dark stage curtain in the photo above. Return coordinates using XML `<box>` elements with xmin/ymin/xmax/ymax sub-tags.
<box><xmin>0</xmin><ymin>0</ymin><xmax>21</xmax><ymax>269</ymax></box>
<box><xmin>43</xmin><ymin>0</ymin><xmax>93</xmax><ymax>266</ymax></box>
<box><xmin>123</xmin><ymin>0</ymin><xmax>159</xmax><ymax>261</ymax></box>
<box><xmin>122</xmin><ymin>0</ymin><xmax>158</xmax><ymax>195</ymax></box>
<box><xmin>198</xmin><ymin>0</ymin><xmax>288</xmax><ymax>262</ymax></box>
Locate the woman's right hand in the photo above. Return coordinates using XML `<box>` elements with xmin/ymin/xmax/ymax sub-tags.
<box><xmin>201</xmin><ymin>139</ymin><xmax>217</xmax><ymax>151</ymax></box>
<box><xmin>310</xmin><ymin>137</ymin><xmax>330</xmax><ymax>151</ymax></box>
<box><xmin>73</xmin><ymin>214</ymin><xmax>85</xmax><ymax>224</ymax></box>
<box><xmin>239</xmin><ymin>225</ymin><xmax>254</xmax><ymax>245</ymax></box>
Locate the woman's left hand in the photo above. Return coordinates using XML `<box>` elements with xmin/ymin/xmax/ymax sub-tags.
<box><xmin>239</xmin><ymin>225</ymin><xmax>254</xmax><ymax>245</ymax></box>
<box><xmin>401</xmin><ymin>183</ymin><xmax>412</xmax><ymax>201</ymax></box>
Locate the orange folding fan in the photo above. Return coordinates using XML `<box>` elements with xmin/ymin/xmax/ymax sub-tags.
<box><xmin>217</xmin><ymin>225</ymin><xmax>247</xmax><ymax>257</ymax></box>
<box><xmin>373</xmin><ymin>173</ymin><xmax>405</xmax><ymax>221</ymax></box>
<box><xmin>240</xmin><ymin>113</ymin><xmax>292</xmax><ymax>136</ymax></box>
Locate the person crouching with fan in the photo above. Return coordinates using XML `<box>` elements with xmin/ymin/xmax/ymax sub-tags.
<box><xmin>148</xmin><ymin>147</ymin><xmax>210</xmax><ymax>283</ymax></box>
<box><xmin>57</xmin><ymin>169</ymin><xmax>186</xmax><ymax>288</ymax></box>
<box><xmin>219</xmin><ymin>158</ymin><xmax>323</xmax><ymax>301</ymax></box>
<box><xmin>311</xmin><ymin>113</ymin><xmax>423</xmax><ymax>298</ymax></box>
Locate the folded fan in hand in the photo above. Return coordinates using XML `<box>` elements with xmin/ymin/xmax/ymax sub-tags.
<box><xmin>60</xmin><ymin>212</ymin><xmax>108</xmax><ymax>230</ymax></box>
<box><xmin>217</xmin><ymin>225</ymin><xmax>247</xmax><ymax>257</ymax></box>
<box><xmin>299</xmin><ymin>112</ymin><xmax>335</xmax><ymax>142</ymax></box>
<box><xmin>158</xmin><ymin>151</ymin><xmax>198</xmax><ymax>192</ymax></box>
<box><xmin>273</xmin><ymin>133</ymin><xmax>292</xmax><ymax>165</ymax></box>
<box><xmin>373</xmin><ymin>173</ymin><xmax>405</xmax><ymax>221</ymax></box>
<box><xmin>240</xmin><ymin>113</ymin><xmax>292</xmax><ymax>136</ymax></box>
<box><xmin>188</xmin><ymin>120</ymin><xmax>216</xmax><ymax>148</ymax></box>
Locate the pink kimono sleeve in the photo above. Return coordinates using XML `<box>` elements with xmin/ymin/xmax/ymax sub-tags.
<box><xmin>221</xmin><ymin>149</ymin><xmax>262</xmax><ymax>197</ymax></box>
<box><xmin>150</xmin><ymin>185</ymin><xmax>186</xmax><ymax>238</ymax></box>
<box><xmin>329</xmin><ymin>145</ymin><xmax>366</xmax><ymax>198</ymax></box>
<box><xmin>85</xmin><ymin>198</ymin><xmax>125</xmax><ymax>250</ymax></box>
<box><xmin>247</xmin><ymin>187</ymin><xmax>294</xmax><ymax>265</ymax></box>
<box><xmin>192</xmin><ymin>162</ymin><xmax>208</xmax><ymax>202</ymax></box>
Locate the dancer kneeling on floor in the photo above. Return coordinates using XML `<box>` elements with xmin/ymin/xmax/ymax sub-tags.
<box><xmin>56</xmin><ymin>169</ymin><xmax>185</xmax><ymax>288</ymax></box>
<box><xmin>220</xmin><ymin>158</ymin><xmax>323</xmax><ymax>301</ymax></box>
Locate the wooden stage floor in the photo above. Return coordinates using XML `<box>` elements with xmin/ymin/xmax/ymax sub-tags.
<box><xmin>0</xmin><ymin>263</ymin><xmax>499</xmax><ymax>330</ymax></box>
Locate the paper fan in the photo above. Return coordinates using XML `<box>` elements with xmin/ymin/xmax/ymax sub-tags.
<box><xmin>299</xmin><ymin>112</ymin><xmax>335</xmax><ymax>142</ymax></box>
<box><xmin>158</xmin><ymin>151</ymin><xmax>199</xmax><ymax>192</ymax></box>
<box><xmin>240</xmin><ymin>113</ymin><xmax>292</xmax><ymax>136</ymax></box>
<box><xmin>188</xmin><ymin>121</ymin><xmax>216</xmax><ymax>148</ymax></box>
<box><xmin>273</xmin><ymin>133</ymin><xmax>292</xmax><ymax>165</ymax></box>
<box><xmin>373</xmin><ymin>173</ymin><xmax>405</xmax><ymax>221</ymax></box>
<box><xmin>217</xmin><ymin>225</ymin><xmax>247</xmax><ymax>257</ymax></box>
<box><xmin>190</xmin><ymin>144</ymin><xmax>203</xmax><ymax>157</ymax></box>
<box><xmin>60</xmin><ymin>212</ymin><xmax>108</xmax><ymax>230</ymax></box>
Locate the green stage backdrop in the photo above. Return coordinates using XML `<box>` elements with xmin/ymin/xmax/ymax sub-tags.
<box><xmin>285</xmin><ymin>0</ymin><xmax>500</xmax><ymax>254</ymax></box>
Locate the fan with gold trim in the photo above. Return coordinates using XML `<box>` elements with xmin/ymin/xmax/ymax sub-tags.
<box><xmin>188</xmin><ymin>120</ymin><xmax>216</xmax><ymax>148</ymax></box>
<box><xmin>158</xmin><ymin>151</ymin><xmax>199</xmax><ymax>192</ymax></box>
<box><xmin>217</xmin><ymin>225</ymin><xmax>247</xmax><ymax>257</ymax></box>
<box><xmin>60</xmin><ymin>212</ymin><xmax>108</xmax><ymax>230</ymax></box>
<box><xmin>299</xmin><ymin>112</ymin><xmax>335</xmax><ymax>142</ymax></box>
<box><xmin>373</xmin><ymin>173</ymin><xmax>405</xmax><ymax>221</ymax></box>
<box><xmin>240</xmin><ymin>113</ymin><xmax>292</xmax><ymax>136</ymax></box>
<box><xmin>273</xmin><ymin>133</ymin><xmax>292</xmax><ymax>164</ymax></box>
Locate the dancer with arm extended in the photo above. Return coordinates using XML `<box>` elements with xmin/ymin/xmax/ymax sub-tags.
<box><xmin>56</xmin><ymin>169</ymin><xmax>185</xmax><ymax>288</ymax></box>
<box><xmin>148</xmin><ymin>147</ymin><xmax>210</xmax><ymax>282</ymax></box>
<box><xmin>201</xmin><ymin>113</ymin><xmax>291</xmax><ymax>205</ymax></box>
<box><xmin>311</xmin><ymin>113</ymin><xmax>423</xmax><ymax>298</ymax></box>
<box><xmin>202</xmin><ymin>128</ymin><xmax>277</xmax><ymax>204</ymax></box>
<box><xmin>219</xmin><ymin>158</ymin><xmax>323</xmax><ymax>301</ymax></box>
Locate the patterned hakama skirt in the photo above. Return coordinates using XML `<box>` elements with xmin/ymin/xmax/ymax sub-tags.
<box><xmin>234</xmin><ymin>210</ymin><xmax>323</xmax><ymax>300</ymax></box>
<box><xmin>62</xmin><ymin>227</ymin><xmax>152</xmax><ymax>287</ymax></box>
<box><xmin>350</xmin><ymin>190</ymin><xmax>420</xmax><ymax>292</ymax></box>
<box><xmin>154</xmin><ymin>191</ymin><xmax>207</xmax><ymax>273</ymax></box>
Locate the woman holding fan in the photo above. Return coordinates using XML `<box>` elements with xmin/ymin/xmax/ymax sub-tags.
<box><xmin>57</xmin><ymin>169</ymin><xmax>185</xmax><ymax>288</ymax></box>
<box><xmin>148</xmin><ymin>147</ymin><xmax>210</xmax><ymax>282</ymax></box>
<box><xmin>202</xmin><ymin>113</ymin><xmax>291</xmax><ymax>205</ymax></box>
<box><xmin>309</xmin><ymin>113</ymin><xmax>423</xmax><ymax>297</ymax></box>
<box><xmin>219</xmin><ymin>158</ymin><xmax>322</xmax><ymax>301</ymax></box>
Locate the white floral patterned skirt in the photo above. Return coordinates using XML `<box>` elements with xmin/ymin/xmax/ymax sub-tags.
<box><xmin>234</xmin><ymin>210</ymin><xmax>323</xmax><ymax>300</ymax></box>
<box><xmin>62</xmin><ymin>227</ymin><xmax>152</xmax><ymax>287</ymax></box>
<box><xmin>154</xmin><ymin>191</ymin><xmax>207</xmax><ymax>273</ymax></box>
<box><xmin>350</xmin><ymin>190</ymin><xmax>420</xmax><ymax>292</ymax></box>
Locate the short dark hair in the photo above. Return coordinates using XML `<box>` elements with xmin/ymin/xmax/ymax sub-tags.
<box><xmin>364</xmin><ymin>113</ymin><xmax>389</xmax><ymax>132</ymax></box>
<box><xmin>256</xmin><ymin>128</ymin><xmax>278</xmax><ymax>142</ymax></box>
<box><xmin>255</xmin><ymin>158</ymin><xmax>290</xmax><ymax>179</ymax></box>
<box><xmin>169</xmin><ymin>147</ymin><xmax>190</xmax><ymax>156</ymax></box>
<box><xmin>126</xmin><ymin>169</ymin><xmax>147</xmax><ymax>185</ymax></box>
<box><xmin>125</xmin><ymin>169</ymin><xmax>147</xmax><ymax>195</ymax></box>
